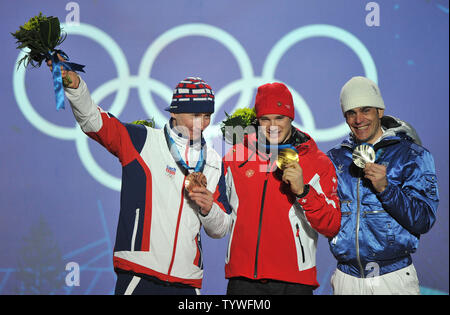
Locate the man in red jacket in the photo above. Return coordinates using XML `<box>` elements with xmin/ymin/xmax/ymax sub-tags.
<box><xmin>201</xmin><ymin>82</ymin><xmax>341</xmax><ymax>294</ymax></box>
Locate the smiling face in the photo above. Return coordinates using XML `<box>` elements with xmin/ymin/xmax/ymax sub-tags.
<box><xmin>344</xmin><ymin>106</ymin><xmax>384</xmax><ymax>144</ymax></box>
<box><xmin>170</xmin><ymin>112</ymin><xmax>211</xmax><ymax>140</ymax></box>
<box><xmin>258</xmin><ymin>114</ymin><xmax>293</xmax><ymax>144</ymax></box>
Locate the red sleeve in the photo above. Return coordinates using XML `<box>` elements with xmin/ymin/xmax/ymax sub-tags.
<box><xmin>299</xmin><ymin>157</ymin><xmax>341</xmax><ymax>238</ymax></box>
<box><xmin>85</xmin><ymin>110</ymin><xmax>139</xmax><ymax>167</ymax></box>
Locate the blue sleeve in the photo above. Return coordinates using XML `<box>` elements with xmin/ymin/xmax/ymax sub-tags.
<box><xmin>377</xmin><ymin>148</ymin><xmax>439</xmax><ymax>235</ymax></box>
<box><xmin>213</xmin><ymin>161</ymin><xmax>232</xmax><ymax>214</ymax></box>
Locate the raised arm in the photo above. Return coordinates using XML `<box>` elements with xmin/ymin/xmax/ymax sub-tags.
<box><xmin>46</xmin><ymin>56</ymin><xmax>145</xmax><ymax>166</ymax></box>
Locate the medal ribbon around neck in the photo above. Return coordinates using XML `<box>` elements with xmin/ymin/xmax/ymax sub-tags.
<box><xmin>164</xmin><ymin>125</ymin><xmax>207</xmax><ymax>175</ymax></box>
<box><xmin>264</xmin><ymin>143</ymin><xmax>298</xmax><ymax>152</ymax></box>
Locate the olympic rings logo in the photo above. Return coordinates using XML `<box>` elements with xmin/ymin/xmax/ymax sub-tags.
<box><xmin>13</xmin><ymin>22</ymin><xmax>377</xmax><ymax>191</ymax></box>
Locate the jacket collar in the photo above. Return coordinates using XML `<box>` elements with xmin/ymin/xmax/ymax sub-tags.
<box><xmin>341</xmin><ymin>115</ymin><xmax>420</xmax><ymax>151</ymax></box>
<box><xmin>166</xmin><ymin>118</ymin><xmax>204</xmax><ymax>150</ymax></box>
<box><xmin>341</xmin><ymin>131</ymin><xmax>400</xmax><ymax>151</ymax></box>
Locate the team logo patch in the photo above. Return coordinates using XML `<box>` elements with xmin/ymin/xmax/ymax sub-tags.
<box><xmin>166</xmin><ymin>165</ymin><xmax>176</xmax><ymax>177</ymax></box>
<box><xmin>245</xmin><ymin>169</ymin><xmax>255</xmax><ymax>178</ymax></box>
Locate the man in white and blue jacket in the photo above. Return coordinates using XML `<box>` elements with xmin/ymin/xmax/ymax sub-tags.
<box><xmin>48</xmin><ymin>56</ymin><xmax>231</xmax><ymax>294</ymax></box>
<box><xmin>327</xmin><ymin>76</ymin><xmax>439</xmax><ymax>294</ymax></box>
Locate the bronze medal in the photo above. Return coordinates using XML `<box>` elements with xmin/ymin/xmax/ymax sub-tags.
<box><xmin>185</xmin><ymin>172</ymin><xmax>207</xmax><ymax>192</ymax></box>
<box><xmin>276</xmin><ymin>148</ymin><xmax>299</xmax><ymax>170</ymax></box>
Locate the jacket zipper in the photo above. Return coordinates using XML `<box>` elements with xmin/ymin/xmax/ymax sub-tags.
<box><xmin>355</xmin><ymin>178</ymin><xmax>365</xmax><ymax>278</ymax></box>
<box><xmin>296</xmin><ymin>223</ymin><xmax>306</xmax><ymax>263</ymax></box>
<box><xmin>195</xmin><ymin>233</ymin><xmax>203</xmax><ymax>269</ymax></box>
<box><xmin>254</xmin><ymin>177</ymin><xmax>269</xmax><ymax>278</ymax></box>
<box><xmin>131</xmin><ymin>208</ymin><xmax>140</xmax><ymax>251</ymax></box>
<box><xmin>225</xmin><ymin>218</ymin><xmax>235</xmax><ymax>264</ymax></box>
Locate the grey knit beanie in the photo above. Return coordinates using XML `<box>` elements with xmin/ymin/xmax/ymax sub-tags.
<box><xmin>340</xmin><ymin>76</ymin><xmax>385</xmax><ymax>114</ymax></box>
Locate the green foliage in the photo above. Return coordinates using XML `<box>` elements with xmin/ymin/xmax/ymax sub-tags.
<box><xmin>11</xmin><ymin>12</ymin><xmax>66</xmax><ymax>69</ymax></box>
<box><xmin>220</xmin><ymin>107</ymin><xmax>257</xmax><ymax>144</ymax></box>
<box><xmin>130</xmin><ymin>118</ymin><xmax>155</xmax><ymax>128</ymax></box>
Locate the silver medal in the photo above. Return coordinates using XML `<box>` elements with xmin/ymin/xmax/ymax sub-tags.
<box><xmin>352</xmin><ymin>144</ymin><xmax>375</xmax><ymax>168</ymax></box>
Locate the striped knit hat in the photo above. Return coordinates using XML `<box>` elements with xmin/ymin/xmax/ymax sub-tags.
<box><xmin>165</xmin><ymin>77</ymin><xmax>215</xmax><ymax>113</ymax></box>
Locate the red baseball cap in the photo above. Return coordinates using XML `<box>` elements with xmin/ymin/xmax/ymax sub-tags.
<box><xmin>254</xmin><ymin>82</ymin><xmax>294</xmax><ymax>120</ymax></box>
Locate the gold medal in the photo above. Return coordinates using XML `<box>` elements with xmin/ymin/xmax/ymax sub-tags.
<box><xmin>352</xmin><ymin>144</ymin><xmax>375</xmax><ymax>168</ymax></box>
<box><xmin>276</xmin><ymin>148</ymin><xmax>299</xmax><ymax>170</ymax></box>
<box><xmin>185</xmin><ymin>172</ymin><xmax>207</xmax><ymax>192</ymax></box>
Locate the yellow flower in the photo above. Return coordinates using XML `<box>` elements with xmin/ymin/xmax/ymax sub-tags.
<box><xmin>22</xmin><ymin>12</ymin><xmax>45</xmax><ymax>31</ymax></box>
<box><xmin>230</xmin><ymin>108</ymin><xmax>256</xmax><ymax>124</ymax></box>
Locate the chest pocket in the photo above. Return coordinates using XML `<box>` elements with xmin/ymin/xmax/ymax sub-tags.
<box><xmin>288</xmin><ymin>207</ymin><xmax>316</xmax><ymax>271</ymax></box>
<box><xmin>360</xmin><ymin>209</ymin><xmax>399</xmax><ymax>259</ymax></box>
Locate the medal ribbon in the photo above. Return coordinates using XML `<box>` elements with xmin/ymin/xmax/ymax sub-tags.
<box><xmin>264</xmin><ymin>143</ymin><xmax>299</xmax><ymax>153</ymax></box>
<box><xmin>164</xmin><ymin>125</ymin><xmax>206</xmax><ymax>174</ymax></box>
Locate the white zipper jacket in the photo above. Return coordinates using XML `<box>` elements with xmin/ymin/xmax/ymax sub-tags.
<box><xmin>65</xmin><ymin>77</ymin><xmax>228</xmax><ymax>288</ymax></box>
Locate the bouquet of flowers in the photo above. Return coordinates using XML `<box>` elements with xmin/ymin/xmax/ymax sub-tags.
<box><xmin>12</xmin><ymin>13</ymin><xmax>85</xmax><ymax>110</ymax></box>
<box><xmin>12</xmin><ymin>13</ymin><xmax>66</xmax><ymax>68</ymax></box>
<box><xmin>220</xmin><ymin>108</ymin><xmax>257</xmax><ymax>144</ymax></box>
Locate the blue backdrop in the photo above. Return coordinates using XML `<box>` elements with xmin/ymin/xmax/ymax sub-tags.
<box><xmin>0</xmin><ymin>0</ymin><xmax>448</xmax><ymax>295</ymax></box>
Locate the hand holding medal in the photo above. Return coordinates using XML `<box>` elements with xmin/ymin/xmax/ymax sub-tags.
<box><xmin>183</xmin><ymin>160</ymin><xmax>213</xmax><ymax>215</ymax></box>
<box><xmin>187</xmin><ymin>186</ymin><xmax>214</xmax><ymax>216</ymax></box>
<box><xmin>185</xmin><ymin>172</ymin><xmax>208</xmax><ymax>193</ymax></box>
<box><xmin>276</xmin><ymin>148</ymin><xmax>299</xmax><ymax>170</ymax></box>
<box><xmin>275</xmin><ymin>146</ymin><xmax>305</xmax><ymax>196</ymax></box>
<box><xmin>186</xmin><ymin>173</ymin><xmax>213</xmax><ymax>216</ymax></box>
<box><xmin>352</xmin><ymin>143</ymin><xmax>375</xmax><ymax>168</ymax></box>
<box><xmin>353</xmin><ymin>143</ymin><xmax>388</xmax><ymax>193</ymax></box>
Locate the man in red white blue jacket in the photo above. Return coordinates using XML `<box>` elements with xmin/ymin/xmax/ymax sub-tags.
<box><xmin>49</xmin><ymin>58</ymin><xmax>229</xmax><ymax>294</ymax></box>
<box><xmin>201</xmin><ymin>83</ymin><xmax>341</xmax><ymax>294</ymax></box>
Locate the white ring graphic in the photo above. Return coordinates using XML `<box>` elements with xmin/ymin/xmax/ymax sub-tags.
<box><xmin>13</xmin><ymin>23</ymin><xmax>377</xmax><ymax>191</ymax></box>
<box><xmin>263</xmin><ymin>24</ymin><xmax>377</xmax><ymax>141</ymax></box>
<box><xmin>137</xmin><ymin>23</ymin><xmax>255</xmax><ymax>140</ymax></box>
